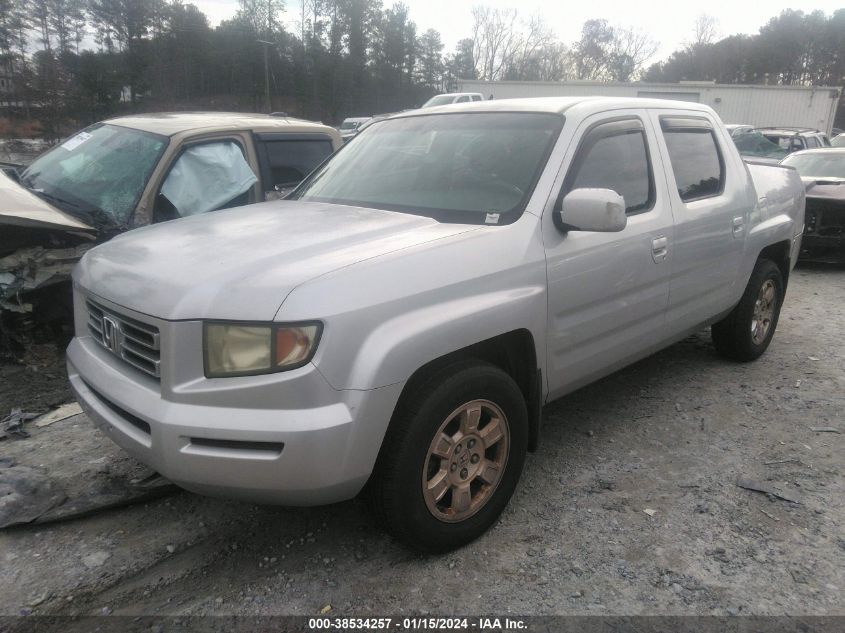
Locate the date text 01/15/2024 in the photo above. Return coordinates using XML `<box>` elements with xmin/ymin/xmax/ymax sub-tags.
<box><xmin>307</xmin><ymin>617</ymin><xmax>527</xmax><ymax>630</ymax></box>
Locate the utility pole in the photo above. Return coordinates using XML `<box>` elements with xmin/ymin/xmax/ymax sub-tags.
<box><xmin>257</xmin><ymin>40</ymin><xmax>273</xmax><ymax>113</ymax></box>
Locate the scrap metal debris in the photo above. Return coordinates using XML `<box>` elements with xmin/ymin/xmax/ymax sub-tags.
<box><xmin>0</xmin><ymin>462</ymin><xmax>67</xmax><ymax>527</ymax></box>
<box><xmin>809</xmin><ymin>426</ymin><xmax>841</xmax><ymax>434</ymax></box>
<box><xmin>0</xmin><ymin>461</ymin><xmax>176</xmax><ymax>529</ymax></box>
<box><xmin>736</xmin><ymin>478</ymin><xmax>802</xmax><ymax>504</ymax></box>
<box><xmin>34</xmin><ymin>402</ymin><xmax>82</xmax><ymax>428</ymax></box>
<box><xmin>0</xmin><ymin>244</ymin><xmax>92</xmax><ymax>313</ymax></box>
<box><xmin>0</xmin><ymin>408</ymin><xmax>41</xmax><ymax>439</ymax></box>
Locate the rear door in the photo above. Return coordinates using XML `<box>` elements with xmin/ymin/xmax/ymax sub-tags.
<box><xmin>542</xmin><ymin>110</ymin><xmax>674</xmax><ymax>399</ymax></box>
<box><xmin>648</xmin><ymin>111</ymin><xmax>747</xmax><ymax>335</ymax></box>
<box><xmin>254</xmin><ymin>133</ymin><xmax>335</xmax><ymax>199</ymax></box>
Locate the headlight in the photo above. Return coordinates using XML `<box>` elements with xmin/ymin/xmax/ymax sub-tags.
<box><xmin>204</xmin><ymin>322</ymin><xmax>322</xmax><ymax>377</ymax></box>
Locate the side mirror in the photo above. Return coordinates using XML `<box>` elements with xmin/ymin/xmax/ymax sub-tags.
<box><xmin>557</xmin><ymin>188</ymin><xmax>627</xmax><ymax>233</ymax></box>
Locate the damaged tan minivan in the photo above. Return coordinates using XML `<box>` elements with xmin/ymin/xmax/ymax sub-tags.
<box><xmin>1</xmin><ymin>112</ymin><xmax>340</xmax><ymax>316</ymax></box>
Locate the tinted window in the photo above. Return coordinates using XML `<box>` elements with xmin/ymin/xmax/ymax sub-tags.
<box><xmin>471</xmin><ymin>95</ymin><xmax>483</xmax><ymax>102</ymax></box>
<box><xmin>261</xmin><ymin>139</ymin><xmax>333</xmax><ymax>188</ymax></box>
<box><xmin>806</xmin><ymin>136</ymin><xmax>820</xmax><ymax>149</ymax></box>
<box><xmin>663</xmin><ymin>129</ymin><xmax>724</xmax><ymax>201</ymax></box>
<box><xmin>566</xmin><ymin>129</ymin><xmax>653</xmax><ymax>213</ymax></box>
<box><xmin>455</xmin><ymin>96</ymin><xmax>470</xmax><ymax>103</ymax></box>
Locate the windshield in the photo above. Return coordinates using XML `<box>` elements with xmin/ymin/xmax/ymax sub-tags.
<box><xmin>733</xmin><ymin>132</ymin><xmax>788</xmax><ymax>160</ymax></box>
<box><xmin>782</xmin><ymin>152</ymin><xmax>845</xmax><ymax>179</ymax></box>
<box><xmin>290</xmin><ymin>112</ymin><xmax>563</xmax><ymax>224</ymax></box>
<box><xmin>20</xmin><ymin>123</ymin><xmax>168</xmax><ymax>228</ymax></box>
<box><xmin>421</xmin><ymin>95</ymin><xmax>458</xmax><ymax>108</ymax></box>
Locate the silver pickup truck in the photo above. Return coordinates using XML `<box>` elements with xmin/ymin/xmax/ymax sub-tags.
<box><xmin>67</xmin><ymin>98</ymin><xmax>805</xmax><ymax>552</ymax></box>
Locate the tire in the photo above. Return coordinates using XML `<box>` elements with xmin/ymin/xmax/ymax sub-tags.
<box><xmin>712</xmin><ymin>259</ymin><xmax>784</xmax><ymax>362</ymax></box>
<box><xmin>368</xmin><ymin>360</ymin><xmax>528</xmax><ymax>553</ymax></box>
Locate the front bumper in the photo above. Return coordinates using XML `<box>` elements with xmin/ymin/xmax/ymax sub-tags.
<box><xmin>67</xmin><ymin>335</ymin><xmax>403</xmax><ymax>506</ymax></box>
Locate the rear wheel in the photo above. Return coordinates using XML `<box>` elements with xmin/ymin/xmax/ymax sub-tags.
<box><xmin>712</xmin><ymin>259</ymin><xmax>784</xmax><ymax>362</ymax></box>
<box><xmin>368</xmin><ymin>361</ymin><xmax>528</xmax><ymax>553</ymax></box>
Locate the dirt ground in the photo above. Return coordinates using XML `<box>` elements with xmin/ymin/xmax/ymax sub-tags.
<box><xmin>0</xmin><ymin>264</ymin><xmax>843</xmax><ymax>618</ymax></box>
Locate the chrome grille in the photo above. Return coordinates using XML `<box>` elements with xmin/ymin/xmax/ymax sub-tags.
<box><xmin>86</xmin><ymin>299</ymin><xmax>161</xmax><ymax>379</ymax></box>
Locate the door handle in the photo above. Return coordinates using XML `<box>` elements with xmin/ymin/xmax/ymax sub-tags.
<box><xmin>732</xmin><ymin>216</ymin><xmax>745</xmax><ymax>236</ymax></box>
<box><xmin>652</xmin><ymin>236</ymin><xmax>668</xmax><ymax>263</ymax></box>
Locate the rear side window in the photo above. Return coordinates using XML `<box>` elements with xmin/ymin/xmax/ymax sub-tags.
<box><xmin>806</xmin><ymin>136</ymin><xmax>820</xmax><ymax>149</ymax></box>
<box><xmin>256</xmin><ymin>135</ymin><xmax>334</xmax><ymax>192</ymax></box>
<box><xmin>563</xmin><ymin>119</ymin><xmax>654</xmax><ymax>214</ymax></box>
<box><xmin>661</xmin><ymin>118</ymin><xmax>725</xmax><ymax>201</ymax></box>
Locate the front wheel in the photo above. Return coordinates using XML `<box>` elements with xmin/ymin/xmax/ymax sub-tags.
<box><xmin>368</xmin><ymin>361</ymin><xmax>528</xmax><ymax>553</ymax></box>
<box><xmin>712</xmin><ymin>259</ymin><xmax>784</xmax><ymax>362</ymax></box>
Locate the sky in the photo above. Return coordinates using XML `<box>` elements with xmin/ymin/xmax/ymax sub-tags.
<box><xmin>193</xmin><ymin>0</ymin><xmax>844</xmax><ymax>63</ymax></box>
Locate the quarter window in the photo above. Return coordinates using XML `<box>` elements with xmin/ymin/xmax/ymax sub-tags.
<box><xmin>564</xmin><ymin>123</ymin><xmax>653</xmax><ymax>214</ymax></box>
<box><xmin>662</xmin><ymin>126</ymin><xmax>724</xmax><ymax>201</ymax></box>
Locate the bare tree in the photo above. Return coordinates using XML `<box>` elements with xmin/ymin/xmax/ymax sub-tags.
<box><xmin>574</xmin><ymin>19</ymin><xmax>657</xmax><ymax>81</ymax></box>
<box><xmin>608</xmin><ymin>26</ymin><xmax>658</xmax><ymax>81</ymax></box>
<box><xmin>470</xmin><ymin>6</ymin><xmax>520</xmax><ymax>81</ymax></box>
<box><xmin>692</xmin><ymin>13</ymin><xmax>719</xmax><ymax>47</ymax></box>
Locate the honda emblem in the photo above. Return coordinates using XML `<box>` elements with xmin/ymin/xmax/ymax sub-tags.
<box><xmin>101</xmin><ymin>316</ymin><xmax>121</xmax><ymax>354</ymax></box>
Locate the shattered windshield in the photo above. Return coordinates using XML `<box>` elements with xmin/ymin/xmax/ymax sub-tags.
<box><xmin>732</xmin><ymin>132</ymin><xmax>788</xmax><ymax>160</ymax></box>
<box><xmin>20</xmin><ymin>124</ymin><xmax>168</xmax><ymax>229</ymax></box>
<box><xmin>291</xmin><ymin>112</ymin><xmax>563</xmax><ymax>224</ymax></box>
<box><xmin>782</xmin><ymin>152</ymin><xmax>845</xmax><ymax>179</ymax></box>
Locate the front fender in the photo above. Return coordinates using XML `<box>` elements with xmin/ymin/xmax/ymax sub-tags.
<box><xmin>278</xmin><ymin>214</ymin><xmax>549</xmax><ymax>391</ymax></box>
<box><xmin>341</xmin><ymin>285</ymin><xmax>546</xmax><ymax>390</ymax></box>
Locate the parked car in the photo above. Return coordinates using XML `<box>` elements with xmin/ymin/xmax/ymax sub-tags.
<box><xmin>421</xmin><ymin>92</ymin><xmax>485</xmax><ymax>107</ymax></box>
<box><xmin>831</xmin><ymin>135</ymin><xmax>845</xmax><ymax>148</ymax></box>
<box><xmin>0</xmin><ymin>113</ymin><xmax>341</xmax><ymax>316</ymax></box>
<box><xmin>781</xmin><ymin>148</ymin><xmax>845</xmax><ymax>261</ymax></box>
<box><xmin>831</xmin><ymin>127</ymin><xmax>843</xmax><ymax>137</ymax></box>
<box><xmin>724</xmin><ymin>124</ymin><xmax>754</xmax><ymax>137</ymax></box>
<box><xmin>338</xmin><ymin>117</ymin><xmax>372</xmax><ymax>143</ymax></box>
<box><xmin>755</xmin><ymin>127</ymin><xmax>831</xmax><ymax>154</ymax></box>
<box><xmin>68</xmin><ymin>97</ymin><xmax>805</xmax><ymax>552</ymax></box>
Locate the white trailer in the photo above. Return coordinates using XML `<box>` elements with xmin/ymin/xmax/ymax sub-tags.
<box><xmin>457</xmin><ymin>80</ymin><xmax>842</xmax><ymax>134</ymax></box>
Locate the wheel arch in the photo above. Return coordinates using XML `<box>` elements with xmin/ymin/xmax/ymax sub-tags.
<box><xmin>385</xmin><ymin>329</ymin><xmax>542</xmax><ymax>454</ymax></box>
<box><xmin>758</xmin><ymin>240</ymin><xmax>791</xmax><ymax>290</ymax></box>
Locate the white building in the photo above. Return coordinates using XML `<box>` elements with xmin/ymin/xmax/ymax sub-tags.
<box><xmin>457</xmin><ymin>80</ymin><xmax>842</xmax><ymax>134</ymax></box>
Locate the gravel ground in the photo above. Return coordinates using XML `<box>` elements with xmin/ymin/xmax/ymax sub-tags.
<box><xmin>1</xmin><ymin>264</ymin><xmax>843</xmax><ymax>618</ymax></box>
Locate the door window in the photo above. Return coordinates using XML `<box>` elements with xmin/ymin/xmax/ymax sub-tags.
<box><xmin>256</xmin><ymin>136</ymin><xmax>334</xmax><ymax>198</ymax></box>
<box><xmin>155</xmin><ymin>140</ymin><xmax>257</xmax><ymax>221</ymax></box>
<box><xmin>562</xmin><ymin>120</ymin><xmax>654</xmax><ymax>215</ymax></box>
<box><xmin>660</xmin><ymin>118</ymin><xmax>724</xmax><ymax>201</ymax></box>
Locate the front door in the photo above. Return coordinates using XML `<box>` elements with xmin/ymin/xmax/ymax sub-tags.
<box><xmin>542</xmin><ymin>110</ymin><xmax>674</xmax><ymax>400</ymax></box>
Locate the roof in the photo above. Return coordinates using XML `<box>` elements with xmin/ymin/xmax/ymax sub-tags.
<box><xmin>756</xmin><ymin>127</ymin><xmax>823</xmax><ymax>136</ymax></box>
<box><xmin>103</xmin><ymin>111</ymin><xmax>338</xmax><ymax>138</ymax></box>
<box><xmin>458</xmin><ymin>79</ymin><xmax>842</xmax><ymax>94</ymax></box>
<box><xmin>397</xmin><ymin>96</ymin><xmax>714</xmax><ymax>117</ymax></box>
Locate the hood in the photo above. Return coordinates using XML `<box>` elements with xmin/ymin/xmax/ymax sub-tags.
<box><xmin>76</xmin><ymin>200</ymin><xmax>480</xmax><ymax>321</ymax></box>
<box><xmin>0</xmin><ymin>170</ymin><xmax>95</xmax><ymax>232</ymax></box>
